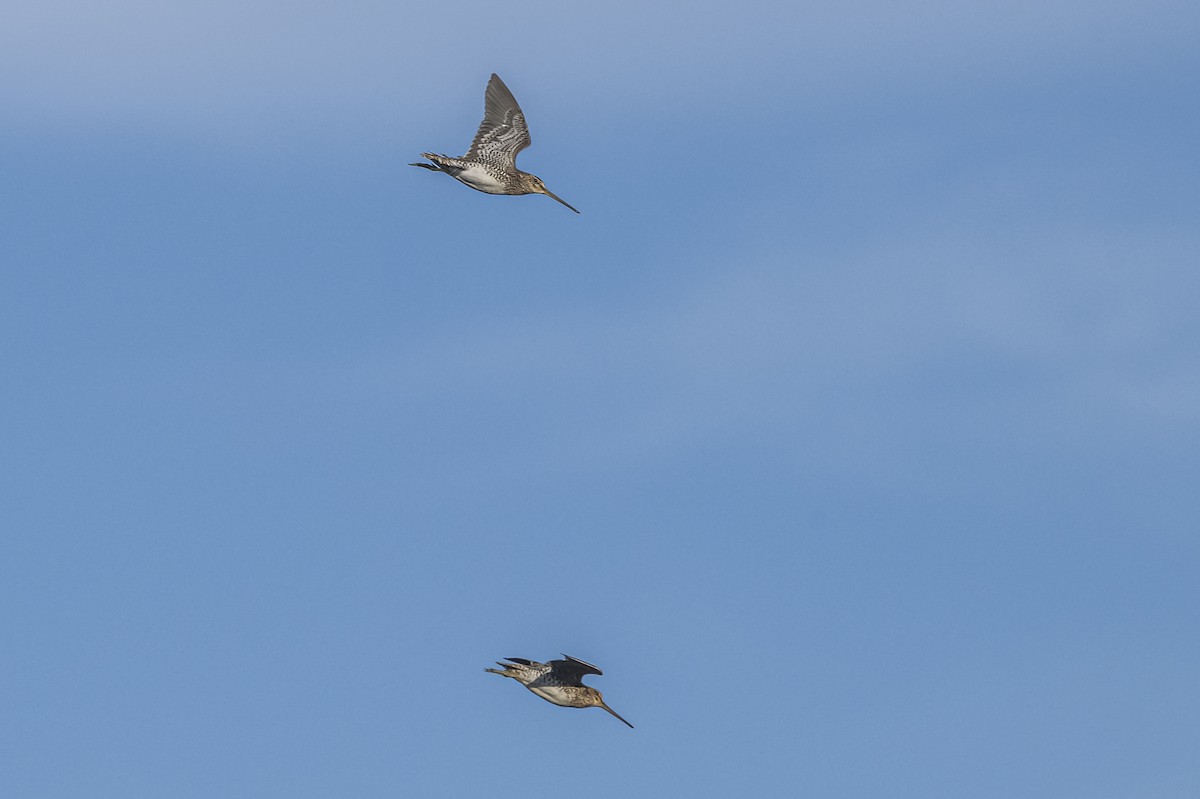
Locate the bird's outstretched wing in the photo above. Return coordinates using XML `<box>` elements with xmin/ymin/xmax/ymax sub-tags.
<box><xmin>548</xmin><ymin>654</ymin><xmax>604</xmax><ymax>685</ymax></box>
<box><xmin>465</xmin><ymin>74</ymin><xmax>532</xmax><ymax>170</ymax></box>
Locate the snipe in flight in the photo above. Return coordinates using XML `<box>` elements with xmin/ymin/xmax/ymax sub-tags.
<box><xmin>486</xmin><ymin>654</ymin><xmax>633</xmax><ymax>728</ymax></box>
<box><xmin>410</xmin><ymin>74</ymin><xmax>579</xmax><ymax>213</ymax></box>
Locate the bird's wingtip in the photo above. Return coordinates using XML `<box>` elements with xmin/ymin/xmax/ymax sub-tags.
<box><xmin>562</xmin><ymin>653</ymin><xmax>603</xmax><ymax>674</ymax></box>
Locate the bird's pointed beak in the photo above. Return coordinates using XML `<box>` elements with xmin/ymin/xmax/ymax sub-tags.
<box><xmin>541</xmin><ymin>187</ymin><xmax>580</xmax><ymax>214</ymax></box>
<box><xmin>600</xmin><ymin>701</ymin><xmax>634</xmax><ymax>729</ymax></box>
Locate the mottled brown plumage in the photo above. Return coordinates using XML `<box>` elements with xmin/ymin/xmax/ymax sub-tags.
<box><xmin>486</xmin><ymin>654</ymin><xmax>632</xmax><ymax>728</ymax></box>
<box><xmin>411</xmin><ymin>74</ymin><xmax>579</xmax><ymax>213</ymax></box>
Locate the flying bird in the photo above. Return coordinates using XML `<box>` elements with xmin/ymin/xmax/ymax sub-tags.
<box><xmin>486</xmin><ymin>654</ymin><xmax>633</xmax><ymax>728</ymax></box>
<box><xmin>410</xmin><ymin>73</ymin><xmax>579</xmax><ymax>213</ymax></box>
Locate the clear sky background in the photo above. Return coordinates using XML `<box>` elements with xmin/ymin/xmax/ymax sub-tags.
<box><xmin>3</xmin><ymin>1</ymin><xmax>1199</xmax><ymax>796</ymax></box>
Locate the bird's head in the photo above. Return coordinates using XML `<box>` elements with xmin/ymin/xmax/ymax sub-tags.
<box><xmin>526</xmin><ymin>174</ymin><xmax>580</xmax><ymax>214</ymax></box>
<box><xmin>589</xmin><ymin>689</ymin><xmax>634</xmax><ymax>729</ymax></box>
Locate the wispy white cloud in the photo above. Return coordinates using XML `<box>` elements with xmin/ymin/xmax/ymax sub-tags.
<box><xmin>4</xmin><ymin>0</ymin><xmax>1195</xmax><ymax>135</ymax></box>
<box><xmin>313</xmin><ymin>213</ymin><xmax>1198</xmax><ymax>497</ymax></box>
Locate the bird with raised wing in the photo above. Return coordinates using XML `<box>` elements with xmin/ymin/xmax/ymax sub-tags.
<box><xmin>485</xmin><ymin>654</ymin><xmax>633</xmax><ymax>728</ymax></box>
<box><xmin>410</xmin><ymin>74</ymin><xmax>579</xmax><ymax>213</ymax></box>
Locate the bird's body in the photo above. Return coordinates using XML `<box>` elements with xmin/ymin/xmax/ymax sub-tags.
<box><xmin>486</xmin><ymin>654</ymin><xmax>633</xmax><ymax>728</ymax></box>
<box><xmin>411</xmin><ymin>74</ymin><xmax>579</xmax><ymax>213</ymax></box>
<box><xmin>420</xmin><ymin>158</ymin><xmax>510</xmax><ymax>194</ymax></box>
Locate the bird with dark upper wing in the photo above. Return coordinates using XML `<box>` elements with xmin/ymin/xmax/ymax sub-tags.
<box><xmin>486</xmin><ymin>654</ymin><xmax>633</xmax><ymax>728</ymax></box>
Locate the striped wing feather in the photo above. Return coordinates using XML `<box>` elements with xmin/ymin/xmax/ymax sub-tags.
<box><xmin>466</xmin><ymin>74</ymin><xmax>531</xmax><ymax>169</ymax></box>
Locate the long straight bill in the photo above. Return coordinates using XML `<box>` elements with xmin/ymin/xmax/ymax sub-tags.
<box><xmin>601</xmin><ymin>702</ymin><xmax>634</xmax><ymax>729</ymax></box>
<box><xmin>543</xmin><ymin>188</ymin><xmax>580</xmax><ymax>214</ymax></box>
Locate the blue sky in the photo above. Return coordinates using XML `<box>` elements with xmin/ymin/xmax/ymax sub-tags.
<box><xmin>3</xmin><ymin>1</ymin><xmax>1199</xmax><ymax>796</ymax></box>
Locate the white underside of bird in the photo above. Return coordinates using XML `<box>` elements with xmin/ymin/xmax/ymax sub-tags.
<box><xmin>450</xmin><ymin>163</ymin><xmax>507</xmax><ymax>194</ymax></box>
<box><xmin>526</xmin><ymin>685</ymin><xmax>583</xmax><ymax>705</ymax></box>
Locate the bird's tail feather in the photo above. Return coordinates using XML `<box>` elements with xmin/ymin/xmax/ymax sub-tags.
<box><xmin>485</xmin><ymin>661</ymin><xmax>518</xmax><ymax>678</ymax></box>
